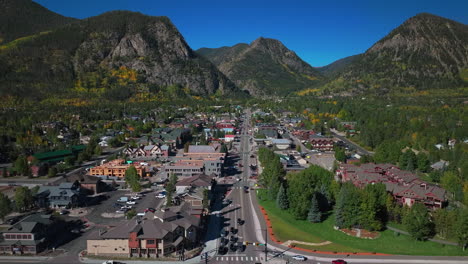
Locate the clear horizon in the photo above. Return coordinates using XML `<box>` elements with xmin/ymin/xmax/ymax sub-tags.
<box><xmin>35</xmin><ymin>0</ymin><xmax>468</xmax><ymax>67</ymax></box>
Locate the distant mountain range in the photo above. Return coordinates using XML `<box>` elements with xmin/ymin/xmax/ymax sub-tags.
<box><xmin>197</xmin><ymin>38</ymin><xmax>322</xmax><ymax>96</ymax></box>
<box><xmin>0</xmin><ymin>0</ymin><xmax>466</xmax><ymax>100</ymax></box>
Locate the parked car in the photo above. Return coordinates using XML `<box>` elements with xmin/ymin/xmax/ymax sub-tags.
<box><xmin>332</xmin><ymin>260</ymin><xmax>347</xmax><ymax>264</ymax></box>
<box><xmin>137</xmin><ymin>212</ymin><xmax>146</xmax><ymax>217</ymax></box>
<box><xmin>237</xmin><ymin>218</ymin><xmax>244</xmax><ymax>225</ymax></box>
<box><xmin>292</xmin><ymin>255</ymin><xmax>307</xmax><ymax>261</ymax></box>
<box><xmin>144</xmin><ymin>208</ymin><xmax>156</xmax><ymax>213</ymax></box>
<box><xmin>130</xmin><ymin>196</ymin><xmax>140</xmax><ymax>200</ymax></box>
<box><xmin>156</xmin><ymin>192</ymin><xmax>166</xmax><ymax>198</ymax></box>
<box><xmin>220</xmin><ymin>229</ymin><xmax>228</xmax><ymax>237</ymax></box>
<box><xmin>230</xmin><ymin>235</ymin><xmax>237</xmax><ymax>242</ymax></box>
<box><xmin>126</xmin><ymin>201</ymin><xmax>136</xmax><ymax>205</ymax></box>
<box><xmin>60</xmin><ymin>209</ymin><xmax>69</xmax><ymax>215</ymax></box>
<box><xmin>230</xmin><ymin>227</ymin><xmax>237</xmax><ymax>234</ymax></box>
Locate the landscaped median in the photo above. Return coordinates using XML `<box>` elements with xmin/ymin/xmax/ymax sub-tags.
<box><xmin>257</xmin><ymin>192</ymin><xmax>468</xmax><ymax>256</ymax></box>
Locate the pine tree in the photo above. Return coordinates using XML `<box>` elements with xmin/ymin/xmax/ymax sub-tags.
<box><xmin>403</xmin><ymin>203</ymin><xmax>434</xmax><ymax>241</ymax></box>
<box><xmin>307</xmin><ymin>194</ymin><xmax>321</xmax><ymax>223</ymax></box>
<box><xmin>276</xmin><ymin>183</ymin><xmax>289</xmax><ymax>210</ymax></box>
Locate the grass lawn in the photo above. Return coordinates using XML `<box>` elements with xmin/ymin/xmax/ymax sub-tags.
<box><xmin>258</xmin><ymin>191</ymin><xmax>467</xmax><ymax>256</ymax></box>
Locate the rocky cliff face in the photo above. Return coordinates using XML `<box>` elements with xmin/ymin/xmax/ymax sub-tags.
<box><xmin>337</xmin><ymin>13</ymin><xmax>468</xmax><ymax>92</ymax></box>
<box><xmin>0</xmin><ymin>11</ymin><xmax>239</xmax><ymax>98</ymax></box>
<box><xmin>198</xmin><ymin>37</ymin><xmax>322</xmax><ymax>96</ymax></box>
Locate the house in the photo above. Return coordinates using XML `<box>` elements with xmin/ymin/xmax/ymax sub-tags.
<box><xmin>36</xmin><ymin>182</ymin><xmax>83</xmax><ymax>208</ymax></box>
<box><xmin>67</xmin><ymin>174</ymin><xmax>106</xmax><ymax>194</ymax></box>
<box><xmin>337</xmin><ymin>163</ymin><xmax>447</xmax><ymax>209</ymax></box>
<box><xmin>89</xmin><ymin>159</ymin><xmax>147</xmax><ymax>178</ymax></box>
<box><xmin>86</xmin><ymin>208</ymin><xmax>200</xmax><ymax>259</ymax></box>
<box><xmin>431</xmin><ymin>160</ymin><xmax>449</xmax><ymax>171</ymax></box>
<box><xmin>223</xmin><ymin>134</ymin><xmax>236</xmax><ymax>143</ymax></box>
<box><xmin>0</xmin><ymin>213</ymin><xmax>62</xmax><ymax>255</ymax></box>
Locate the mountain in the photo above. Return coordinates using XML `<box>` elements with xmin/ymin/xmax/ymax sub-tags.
<box><xmin>0</xmin><ymin>10</ymin><xmax>241</xmax><ymax>100</ymax></box>
<box><xmin>316</xmin><ymin>54</ymin><xmax>361</xmax><ymax>78</ymax></box>
<box><xmin>0</xmin><ymin>0</ymin><xmax>78</xmax><ymax>44</ymax></box>
<box><xmin>330</xmin><ymin>13</ymin><xmax>468</xmax><ymax>93</ymax></box>
<box><xmin>197</xmin><ymin>37</ymin><xmax>323</xmax><ymax>96</ymax></box>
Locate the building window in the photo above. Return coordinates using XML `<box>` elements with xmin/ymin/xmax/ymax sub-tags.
<box><xmin>22</xmin><ymin>235</ymin><xmax>28</xmax><ymax>239</ymax></box>
<box><xmin>147</xmin><ymin>239</ymin><xmax>155</xmax><ymax>244</ymax></box>
<box><xmin>5</xmin><ymin>234</ymin><xmax>11</xmax><ymax>239</ymax></box>
<box><xmin>131</xmin><ymin>248</ymin><xmax>138</xmax><ymax>254</ymax></box>
<box><xmin>157</xmin><ymin>239</ymin><xmax>162</xmax><ymax>244</ymax></box>
<box><xmin>149</xmin><ymin>249</ymin><xmax>156</xmax><ymax>254</ymax></box>
<box><xmin>157</xmin><ymin>249</ymin><xmax>162</xmax><ymax>254</ymax></box>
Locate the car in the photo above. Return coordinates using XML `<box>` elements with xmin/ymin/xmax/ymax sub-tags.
<box><xmin>130</xmin><ymin>196</ymin><xmax>140</xmax><ymax>200</ymax></box>
<box><xmin>229</xmin><ymin>243</ymin><xmax>237</xmax><ymax>252</ymax></box>
<box><xmin>60</xmin><ymin>209</ymin><xmax>69</xmax><ymax>215</ymax></box>
<box><xmin>237</xmin><ymin>218</ymin><xmax>244</xmax><ymax>225</ymax></box>
<box><xmin>126</xmin><ymin>201</ymin><xmax>136</xmax><ymax>205</ymax></box>
<box><xmin>156</xmin><ymin>192</ymin><xmax>166</xmax><ymax>198</ymax></box>
<box><xmin>220</xmin><ymin>229</ymin><xmax>228</xmax><ymax>237</ymax></box>
<box><xmin>292</xmin><ymin>255</ymin><xmax>307</xmax><ymax>261</ymax></box>
<box><xmin>229</xmin><ymin>235</ymin><xmax>237</xmax><ymax>242</ymax></box>
<box><xmin>121</xmin><ymin>205</ymin><xmax>132</xmax><ymax>209</ymax></box>
<box><xmin>70</xmin><ymin>229</ymin><xmax>81</xmax><ymax>234</ymax></box>
<box><xmin>332</xmin><ymin>260</ymin><xmax>347</xmax><ymax>264</ymax></box>
<box><xmin>144</xmin><ymin>208</ymin><xmax>156</xmax><ymax>213</ymax></box>
<box><xmin>217</xmin><ymin>246</ymin><xmax>227</xmax><ymax>255</ymax></box>
<box><xmin>230</xmin><ymin>227</ymin><xmax>237</xmax><ymax>234</ymax></box>
<box><xmin>115</xmin><ymin>210</ymin><xmax>126</xmax><ymax>214</ymax></box>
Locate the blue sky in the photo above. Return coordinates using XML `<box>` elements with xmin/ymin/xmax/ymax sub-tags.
<box><xmin>35</xmin><ymin>0</ymin><xmax>468</xmax><ymax>67</ymax></box>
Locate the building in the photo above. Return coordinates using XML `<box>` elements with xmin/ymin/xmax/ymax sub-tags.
<box><xmin>67</xmin><ymin>174</ymin><xmax>106</xmax><ymax>194</ymax></box>
<box><xmin>87</xmin><ymin>208</ymin><xmax>200</xmax><ymax>259</ymax></box>
<box><xmin>337</xmin><ymin>163</ymin><xmax>447</xmax><ymax>209</ymax></box>
<box><xmin>124</xmin><ymin>145</ymin><xmax>171</xmax><ymax>159</ymax></box>
<box><xmin>89</xmin><ymin>159</ymin><xmax>147</xmax><ymax>178</ymax></box>
<box><xmin>163</xmin><ymin>160</ymin><xmax>205</xmax><ymax>178</ymax></box>
<box><xmin>271</xmin><ymin>139</ymin><xmax>291</xmax><ymax>150</ymax></box>
<box><xmin>36</xmin><ymin>182</ymin><xmax>83</xmax><ymax>208</ymax></box>
<box><xmin>31</xmin><ymin>145</ymin><xmax>86</xmax><ymax>164</ymax></box>
<box><xmin>0</xmin><ymin>214</ymin><xmax>62</xmax><ymax>255</ymax></box>
<box><xmin>309</xmin><ymin>136</ymin><xmax>334</xmax><ymax>151</ymax></box>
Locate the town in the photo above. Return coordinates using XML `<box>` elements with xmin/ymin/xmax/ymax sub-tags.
<box><xmin>0</xmin><ymin>103</ymin><xmax>466</xmax><ymax>264</ymax></box>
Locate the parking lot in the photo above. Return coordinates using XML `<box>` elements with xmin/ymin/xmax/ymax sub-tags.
<box><xmin>84</xmin><ymin>188</ymin><xmax>165</xmax><ymax>225</ymax></box>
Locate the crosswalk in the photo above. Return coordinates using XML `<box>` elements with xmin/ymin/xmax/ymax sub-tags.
<box><xmin>215</xmin><ymin>255</ymin><xmax>260</xmax><ymax>262</ymax></box>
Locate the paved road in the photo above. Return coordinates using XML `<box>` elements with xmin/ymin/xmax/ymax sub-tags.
<box><xmin>329</xmin><ymin>129</ymin><xmax>374</xmax><ymax>156</ymax></box>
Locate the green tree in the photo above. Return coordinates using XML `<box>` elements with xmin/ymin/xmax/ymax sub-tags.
<box><xmin>125</xmin><ymin>209</ymin><xmax>137</xmax><ymax>219</ymax></box>
<box><xmin>455</xmin><ymin>209</ymin><xmax>468</xmax><ymax>251</ymax></box>
<box><xmin>221</xmin><ymin>144</ymin><xmax>228</xmax><ymax>154</ymax></box>
<box><xmin>307</xmin><ymin>194</ymin><xmax>322</xmax><ymax>223</ymax></box>
<box><xmin>403</xmin><ymin>203</ymin><xmax>434</xmax><ymax>241</ymax></box>
<box><xmin>1</xmin><ymin>167</ymin><xmax>8</xmax><ymax>178</ymax></box>
<box><xmin>334</xmin><ymin>147</ymin><xmax>346</xmax><ymax>163</ymax></box>
<box><xmin>334</xmin><ymin>183</ymin><xmax>361</xmax><ymax>228</ymax></box>
<box><xmin>202</xmin><ymin>189</ymin><xmax>210</xmax><ymax>209</ymax></box>
<box><xmin>441</xmin><ymin>171</ymin><xmax>462</xmax><ymax>200</ymax></box>
<box><xmin>276</xmin><ymin>183</ymin><xmax>289</xmax><ymax>210</ymax></box>
<box><xmin>14</xmin><ymin>155</ymin><xmax>30</xmax><ymax>176</ymax></box>
<box><xmin>433</xmin><ymin>208</ymin><xmax>456</xmax><ymax>239</ymax></box>
<box><xmin>94</xmin><ymin>145</ymin><xmax>102</xmax><ymax>156</ymax></box>
<box><xmin>166</xmin><ymin>192</ymin><xmax>173</xmax><ymax>207</ymax></box>
<box><xmin>64</xmin><ymin>156</ymin><xmax>75</xmax><ymax>166</ymax></box>
<box><xmin>47</xmin><ymin>167</ymin><xmax>57</xmax><ymax>178</ymax></box>
<box><xmin>0</xmin><ymin>193</ymin><xmax>12</xmax><ymax>220</ymax></box>
<box><xmin>416</xmin><ymin>153</ymin><xmax>430</xmax><ymax>172</ymax></box>
<box><xmin>124</xmin><ymin>166</ymin><xmax>141</xmax><ymax>192</ymax></box>
<box><xmin>14</xmin><ymin>186</ymin><xmax>33</xmax><ymax>212</ymax></box>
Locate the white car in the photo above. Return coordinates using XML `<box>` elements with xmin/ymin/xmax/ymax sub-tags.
<box><xmin>130</xmin><ymin>196</ymin><xmax>141</xmax><ymax>200</ymax></box>
<box><xmin>156</xmin><ymin>194</ymin><xmax>166</xmax><ymax>198</ymax></box>
<box><xmin>292</xmin><ymin>255</ymin><xmax>307</xmax><ymax>261</ymax></box>
<box><xmin>126</xmin><ymin>201</ymin><xmax>136</xmax><ymax>205</ymax></box>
